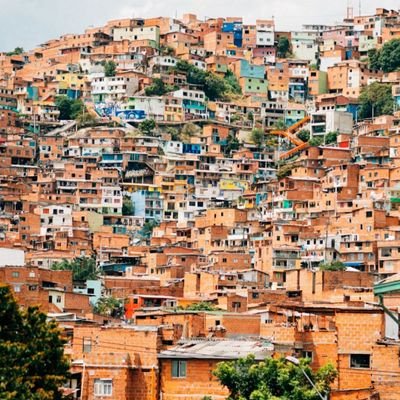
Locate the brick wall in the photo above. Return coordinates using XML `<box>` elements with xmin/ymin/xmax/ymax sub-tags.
<box><xmin>160</xmin><ymin>358</ymin><xmax>229</xmax><ymax>400</ymax></box>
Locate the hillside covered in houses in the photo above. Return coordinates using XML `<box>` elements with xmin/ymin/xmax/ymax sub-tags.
<box><xmin>2</xmin><ymin>5</ymin><xmax>400</xmax><ymax>400</ymax></box>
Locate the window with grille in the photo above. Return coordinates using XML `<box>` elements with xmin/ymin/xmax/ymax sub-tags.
<box><xmin>94</xmin><ymin>379</ymin><xmax>112</xmax><ymax>396</ymax></box>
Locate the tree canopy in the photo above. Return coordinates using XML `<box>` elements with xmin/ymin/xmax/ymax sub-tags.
<box><xmin>51</xmin><ymin>257</ymin><xmax>98</xmax><ymax>281</ymax></box>
<box><xmin>297</xmin><ymin>129</ymin><xmax>310</xmax><ymax>142</ymax></box>
<box><xmin>6</xmin><ymin>47</ymin><xmax>24</xmax><ymax>56</ymax></box>
<box><xmin>214</xmin><ymin>355</ymin><xmax>337</xmax><ymax>400</ymax></box>
<box><xmin>0</xmin><ymin>285</ymin><xmax>70</xmax><ymax>399</ymax></box>
<box><xmin>173</xmin><ymin>61</ymin><xmax>241</xmax><ymax>101</ymax></box>
<box><xmin>55</xmin><ymin>96</ymin><xmax>84</xmax><ymax>120</ymax></box>
<box><xmin>122</xmin><ymin>196</ymin><xmax>135</xmax><ymax>216</ymax></box>
<box><xmin>94</xmin><ymin>296</ymin><xmax>124</xmax><ymax>318</ymax></box>
<box><xmin>145</xmin><ymin>78</ymin><xmax>177</xmax><ymax>96</ymax></box>
<box><xmin>277</xmin><ymin>37</ymin><xmax>290</xmax><ymax>58</ymax></box>
<box><xmin>319</xmin><ymin>261</ymin><xmax>346</xmax><ymax>271</ymax></box>
<box><xmin>138</xmin><ymin>118</ymin><xmax>156</xmax><ymax>135</ymax></box>
<box><xmin>368</xmin><ymin>39</ymin><xmax>400</xmax><ymax>72</ymax></box>
<box><xmin>325</xmin><ymin>131</ymin><xmax>338</xmax><ymax>145</ymax></box>
<box><xmin>358</xmin><ymin>82</ymin><xmax>394</xmax><ymax>119</ymax></box>
<box><xmin>102</xmin><ymin>60</ymin><xmax>117</xmax><ymax>77</ymax></box>
<box><xmin>183</xmin><ymin>302</ymin><xmax>219</xmax><ymax>311</ymax></box>
<box><xmin>250</xmin><ymin>128</ymin><xmax>265</xmax><ymax>148</ymax></box>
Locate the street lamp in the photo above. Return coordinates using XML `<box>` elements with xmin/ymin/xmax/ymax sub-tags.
<box><xmin>285</xmin><ymin>356</ymin><xmax>328</xmax><ymax>400</ymax></box>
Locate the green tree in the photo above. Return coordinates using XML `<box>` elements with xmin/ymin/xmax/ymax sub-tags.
<box><xmin>214</xmin><ymin>355</ymin><xmax>337</xmax><ymax>400</ymax></box>
<box><xmin>319</xmin><ymin>261</ymin><xmax>346</xmax><ymax>271</ymax></box>
<box><xmin>368</xmin><ymin>48</ymin><xmax>381</xmax><ymax>70</ymax></box>
<box><xmin>184</xmin><ymin>302</ymin><xmax>219</xmax><ymax>311</ymax></box>
<box><xmin>277</xmin><ymin>37</ymin><xmax>290</xmax><ymax>58</ymax></box>
<box><xmin>204</xmin><ymin>73</ymin><xmax>227</xmax><ymax>101</ymax></box>
<box><xmin>0</xmin><ymin>285</ymin><xmax>70</xmax><ymax>399</ymax></box>
<box><xmin>174</xmin><ymin>60</ymin><xmax>237</xmax><ymax>100</ymax></box>
<box><xmin>309</xmin><ymin>136</ymin><xmax>324</xmax><ymax>146</ymax></box>
<box><xmin>359</xmin><ymin>82</ymin><xmax>394</xmax><ymax>119</ymax></box>
<box><xmin>76</xmin><ymin>110</ymin><xmax>97</xmax><ymax>127</ymax></box>
<box><xmin>224</xmin><ymin>133</ymin><xmax>240</xmax><ymax>156</ymax></box>
<box><xmin>6</xmin><ymin>47</ymin><xmax>24</xmax><ymax>56</ymax></box>
<box><xmin>224</xmin><ymin>70</ymin><xmax>242</xmax><ymax>96</ymax></box>
<box><xmin>52</xmin><ymin>257</ymin><xmax>98</xmax><ymax>281</ymax></box>
<box><xmin>145</xmin><ymin>78</ymin><xmax>175</xmax><ymax>96</ymax></box>
<box><xmin>371</xmin><ymin>39</ymin><xmax>400</xmax><ymax>72</ymax></box>
<box><xmin>273</xmin><ymin>118</ymin><xmax>287</xmax><ymax>130</ymax></box>
<box><xmin>103</xmin><ymin>60</ymin><xmax>117</xmax><ymax>77</ymax></box>
<box><xmin>251</xmin><ymin>128</ymin><xmax>264</xmax><ymax>148</ymax></box>
<box><xmin>122</xmin><ymin>196</ymin><xmax>135</xmax><ymax>216</ymax></box>
<box><xmin>166</xmin><ymin>126</ymin><xmax>181</xmax><ymax>141</ymax></box>
<box><xmin>297</xmin><ymin>129</ymin><xmax>310</xmax><ymax>142</ymax></box>
<box><xmin>55</xmin><ymin>96</ymin><xmax>83</xmax><ymax>120</ymax></box>
<box><xmin>94</xmin><ymin>296</ymin><xmax>124</xmax><ymax>318</ymax></box>
<box><xmin>140</xmin><ymin>219</ymin><xmax>159</xmax><ymax>239</ymax></box>
<box><xmin>277</xmin><ymin>163</ymin><xmax>295</xmax><ymax>180</ymax></box>
<box><xmin>138</xmin><ymin>118</ymin><xmax>156</xmax><ymax>135</ymax></box>
<box><xmin>325</xmin><ymin>131</ymin><xmax>338</xmax><ymax>145</ymax></box>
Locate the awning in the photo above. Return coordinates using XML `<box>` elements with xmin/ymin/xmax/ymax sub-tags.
<box><xmin>343</xmin><ymin>262</ymin><xmax>364</xmax><ymax>267</ymax></box>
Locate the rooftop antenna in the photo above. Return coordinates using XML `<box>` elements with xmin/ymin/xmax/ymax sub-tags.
<box><xmin>359</xmin><ymin>0</ymin><xmax>362</xmax><ymax>16</ymax></box>
<box><xmin>347</xmin><ymin>0</ymin><xmax>354</xmax><ymax>19</ymax></box>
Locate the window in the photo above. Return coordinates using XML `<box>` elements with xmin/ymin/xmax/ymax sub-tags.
<box><xmin>12</xmin><ymin>271</ymin><xmax>19</xmax><ymax>278</ymax></box>
<box><xmin>94</xmin><ymin>379</ymin><xmax>113</xmax><ymax>396</ymax></box>
<box><xmin>83</xmin><ymin>337</ymin><xmax>92</xmax><ymax>353</ymax></box>
<box><xmin>232</xmin><ymin>301</ymin><xmax>241</xmax><ymax>309</ymax></box>
<box><xmin>366</xmin><ymin>211</ymin><xmax>372</xmax><ymax>218</ymax></box>
<box><xmin>172</xmin><ymin>360</ymin><xmax>187</xmax><ymax>378</ymax></box>
<box><xmin>350</xmin><ymin>354</ymin><xmax>370</xmax><ymax>369</ymax></box>
<box><xmin>302</xmin><ymin>350</ymin><xmax>313</xmax><ymax>361</ymax></box>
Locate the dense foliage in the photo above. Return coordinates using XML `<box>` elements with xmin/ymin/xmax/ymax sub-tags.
<box><xmin>174</xmin><ymin>60</ymin><xmax>242</xmax><ymax>100</ymax></box>
<box><xmin>297</xmin><ymin>129</ymin><xmax>310</xmax><ymax>142</ymax></box>
<box><xmin>94</xmin><ymin>296</ymin><xmax>124</xmax><ymax>317</ymax></box>
<box><xmin>145</xmin><ymin>78</ymin><xmax>177</xmax><ymax>96</ymax></box>
<box><xmin>319</xmin><ymin>261</ymin><xmax>346</xmax><ymax>271</ymax></box>
<box><xmin>250</xmin><ymin>128</ymin><xmax>265</xmax><ymax>148</ymax></box>
<box><xmin>368</xmin><ymin>39</ymin><xmax>400</xmax><ymax>72</ymax></box>
<box><xmin>0</xmin><ymin>285</ymin><xmax>70</xmax><ymax>399</ymax></box>
<box><xmin>102</xmin><ymin>60</ymin><xmax>117</xmax><ymax>77</ymax></box>
<box><xmin>6</xmin><ymin>47</ymin><xmax>24</xmax><ymax>56</ymax></box>
<box><xmin>122</xmin><ymin>196</ymin><xmax>135</xmax><ymax>215</ymax></box>
<box><xmin>55</xmin><ymin>96</ymin><xmax>84</xmax><ymax>120</ymax></box>
<box><xmin>358</xmin><ymin>82</ymin><xmax>394</xmax><ymax>119</ymax></box>
<box><xmin>184</xmin><ymin>302</ymin><xmax>219</xmax><ymax>311</ymax></box>
<box><xmin>214</xmin><ymin>355</ymin><xmax>337</xmax><ymax>400</ymax></box>
<box><xmin>277</xmin><ymin>37</ymin><xmax>290</xmax><ymax>58</ymax></box>
<box><xmin>138</xmin><ymin>118</ymin><xmax>156</xmax><ymax>135</ymax></box>
<box><xmin>51</xmin><ymin>257</ymin><xmax>98</xmax><ymax>281</ymax></box>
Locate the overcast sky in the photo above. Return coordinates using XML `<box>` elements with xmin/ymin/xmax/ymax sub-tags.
<box><xmin>1</xmin><ymin>0</ymin><xmax>400</xmax><ymax>52</ymax></box>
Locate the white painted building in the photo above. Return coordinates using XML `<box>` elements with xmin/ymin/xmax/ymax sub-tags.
<box><xmin>90</xmin><ymin>72</ymin><xmax>139</xmax><ymax>102</ymax></box>
<box><xmin>101</xmin><ymin>186</ymin><xmax>122</xmax><ymax>214</ymax></box>
<box><xmin>113</xmin><ymin>25</ymin><xmax>160</xmax><ymax>44</ymax></box>
<box><xmin>291</xmin><ymin>31</ymin><xmax>319</xmax><ymax>63</ymax></box>
<box><xmin>256</xmin><ymin>20</ymin><xmax>275</xmax><ymax>47</ymax></box>
<box><xmin>149</xmin><ymin>56</ymin><xmax>178</xmax><ymax>72</ymax></box>
<box><xmin>310</xmin><ymin>110</ymin><xmax>353</xmax><ymax>138</ymax></box>
<box><xmin>35</xmin><ymin>205</ymin><xmax>73</xmax><ymax>237</ymax></box>
<box><xmin>128</xmin><ymin>96</ymin><xmax>166</xmax><ymax>120</ymax></box>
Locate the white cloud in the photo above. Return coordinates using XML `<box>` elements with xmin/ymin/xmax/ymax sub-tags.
<box><xmin>0</xmin><ymin>0</ymin><xmax>399</xmax><ymax>51</ymax></box>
